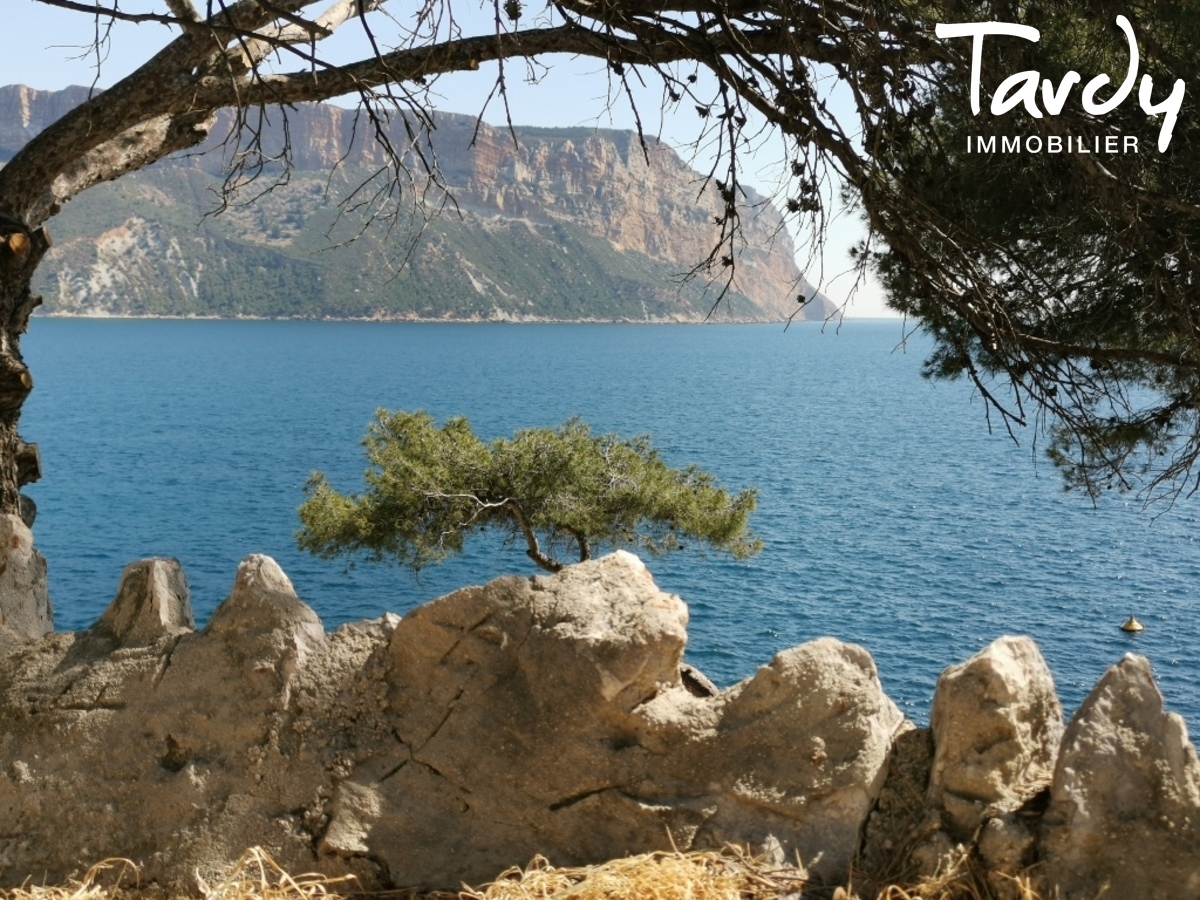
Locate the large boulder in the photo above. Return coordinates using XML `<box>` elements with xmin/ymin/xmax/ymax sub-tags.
<box><xmin>318</xmin><ymin>551</ymin><xmax>906</xmax><ymax>889</ymax></box>
<box><xmin>927</xmin><ymin>635</ymin><xmax>1063</xmax><ymax>836</ymax></box>
<box><xmin>1039</xmin><ymin>654</ymin><xmax>1200</xmax><ymax>900</ymax></box>
<box><xmin>662</xmin><ymin>636</ymin><xmax>906</xmax><ymax>879</ymax></box>
<box><xmin>0</xmin><ymin>514</ymin><xmax>51</xmax><ymax>646</ymax></box>
<box><xmin>332</xmin><ymin>550</ymin><xmax>695</xmax><ymax>888</ymax></box>
<box><xmin>91</xmin><ymin>557</ymin><xmax>194</xmax><ymax>647</ymax></box>
<box><xmin>857</xmin><ymin>637</ymin><xmax>1062</xmax><ymax>889</ymax></box>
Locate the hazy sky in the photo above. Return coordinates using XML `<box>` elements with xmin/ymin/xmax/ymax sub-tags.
<box><xmin>7</xmin><ymin>2</ymin><xmax>892</xmax><ymax>316</ymax></box>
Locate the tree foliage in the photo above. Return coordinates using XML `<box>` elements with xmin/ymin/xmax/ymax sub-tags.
<box><xmin>856</xmin><ymin>1</ymin><xmax>1200</xmax><ymax>503</ymax></box>
<box><xmin>297</xmin><ymin>411</ymin><xmax>761</xmax><ymax>573</ymax></box>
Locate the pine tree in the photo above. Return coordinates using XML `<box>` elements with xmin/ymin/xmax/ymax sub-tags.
<box><xmin>297</xmin><ymin>411</ymin><xmax>760</xmax><ymax>573</ymax></box>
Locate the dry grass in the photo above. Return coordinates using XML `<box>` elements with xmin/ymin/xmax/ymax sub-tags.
<box><xmin>0</xmin><ymin>849</ymin><xmax>358</xmax><ymax>900</ymax></box>
<box><xmin>194</xmin><ymin>848</ymin><xmax>360</xmax><ymax>900</ymax></box>
<box><xmin>0</xmin><ymin>846</ymin><xmax>1045</xmax><ymax>900</ymax></box>
<box><xmin>856</xmin><ymin>847</ymin><xmax>1045</xmax><ymax>900</ymax></box>
<box><xmin>461</xmin><ymin>848</ymin><xmax>808</xmax><ymax>899</ymax></box>
<box><xmin>0</xmin><ymin>858</ymin><xmax>142</xmax><ymax>900</ymax></box>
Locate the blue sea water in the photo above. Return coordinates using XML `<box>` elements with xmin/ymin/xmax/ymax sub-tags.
<box><xmin>19</xmin><ymin>319</ymin><xmax>1200</xmax><ymax>727</ymax></box>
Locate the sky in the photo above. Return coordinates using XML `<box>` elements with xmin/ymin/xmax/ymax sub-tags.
<box><xmin>6</xmin><ymin>1</ymin><xmax>893</xmax><ymax>317</ymax></box>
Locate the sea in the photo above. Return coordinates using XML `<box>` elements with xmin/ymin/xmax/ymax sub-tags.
<box><xmin>19</xmin><ymin>318</ymin><xmax>1200</xmax><ymax>728</ymax></box>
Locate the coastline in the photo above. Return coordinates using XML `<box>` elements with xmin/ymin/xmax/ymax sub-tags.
<box><xmin>35</xmin><ymin>310</ymin><xmax>806</xmax><ymax>325</ymax></box>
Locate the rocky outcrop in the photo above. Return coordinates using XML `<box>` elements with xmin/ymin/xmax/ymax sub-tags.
<box><xmin>874</xmin><ymin>637</ymin><xmax>1065</xmax><ymax>896</ymax></box>
<box><xmin>0</xmin><ymin>85</ymin><xmax>94</xmax><ymax>156</ymax></box>
<box><xmin>857</xmin><ymin>639</ymin><xmax>1200</xmax><ymax>900</ymax></box>
<box><xmin>856</xmin><ymin>640</ymin><xmax>1059</xmax><ymax>893</ymax></box>
<box><xmin>1</xmin><ymin>551</ymin><xmax>1197</xmax><ymax>898</ymax></box>
<box><xmin>927</xmin><ymin>635</ymin><xmax>1063</xmax><ymax>836</ymax></box>
<box><xmin>0</xmin><ymin>553</ymin><xmax>335</xmax><ymax>886</ymax></box>
<box><xmin>341</xmin><ymin>553</ymin><xmax>699</xmax><ymax>887</ymax></box>
<box><xmin>91</xmin><ymin>557</ymin><xmax>193</xmax><ymax>646</ymax></box>
<box><xmin>643</xmin><ymin>637</ymin><xmax>904</xmax><ymax>878</ymax></box>
<box><xmin>0</xmin><ymin>514</ymin><xmax>51</xmax><ymax>645</ymax></box>
<box><xmin>1040</xmin><ymin>654</ymin><xmax>1200</xmax><ymax>899</ymax></box>
<box><xmin>0</xmin><ymin>551</ymin><xmax>901</xmax><ymax>890</ymax></box>
<box><xmin>350</xmin><ymin>572</ymin><xmax>903</xmax><ymax>887</ymax></box>
<box><xmin>412</xmin><ymin>117</ymin><xmax>806</xmax><ymax>314</ymax></box>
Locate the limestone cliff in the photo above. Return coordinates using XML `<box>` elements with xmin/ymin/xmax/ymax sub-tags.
<box><xmin>0</xmin><ymin>85</ymin><xmax>832</xmax><ymax>321</ymax></box>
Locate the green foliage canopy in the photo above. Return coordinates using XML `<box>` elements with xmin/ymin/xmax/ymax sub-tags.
<box><xmin>297</xmin><ymin>411</ymin><xmax>761</xmax><ymax>574</ymax></box>
<box><xmin>856</xmin><ymin>0</ymin><xmax>1200</xmax><ymax>501</ymax></box>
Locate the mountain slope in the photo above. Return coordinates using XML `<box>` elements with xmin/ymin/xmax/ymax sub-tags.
<box><xmin>0</xmin><ymin>86</ymin><xmax>834</xmax><ymax>321</ymax></box>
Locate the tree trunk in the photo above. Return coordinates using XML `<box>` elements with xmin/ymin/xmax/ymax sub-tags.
<box><xmin>571</xmin><ymin>529</ymin><xmax>591</xmax><ymax>562</ymax></box>
<box><xmin>505</xmin><ymin>500</ymin><xmax>563</xmax><ymax>573</ymax></box>
<box><xmin>0</xmin><ymin>216</ymin><xmax>49</xmax><ymax>516</ymax></box>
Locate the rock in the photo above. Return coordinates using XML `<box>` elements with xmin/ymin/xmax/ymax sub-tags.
<box><xmin>680</xmin><ymin>636</ymin><xmax>907</xmax><ymax>880</ymax></box>
<box><xmin>91</xmin><ymin>558</ymin><xmax>194</xmax><ymax>646</ymax></box>
<box><xmin>927</xmin><ymin>636</ymin><xmax>1063</xmax><ymax>835</ymax></box>
<box><xmin>0</xmin><ymin>551</ymin><xmax>717</xmax><ymax>890</ymax></box>
<box><xmin>0</xmin><ymin>554</ymin><xmax>346</xmax><ymax>891</ymax></box>
<box><xmin>979</xmin><ymin>813</ymin><xmax>1034</xmax><ymax>867</ymax></box>
<box><xmin>0</xmin><ymin>513</ymin><xmax>51</xmax><ymax>645</ymax></box>
<box><xmin>0</xmin><ymin>549</ymin><xmax>912</xmax><ymax>892</ymax></box>
<box><xmin>357</xmin><ymin>551</ymin><xmax>693</xmax><ymax>889</ymax></box>
<box><xmin>979</xmin><ymin>814</ymin><xmax>1037</xmax><ymax>900</ymax></box>
<box><xmin>320</xmin><ymin>780</ymin><xmax>383</xmax><ymax>857</ymax></box>
<box><xmin>12</xmin><ymin>551</ymin><xmax>1199</xmax><ymax>898</ymax></box>
<box><xmin>1039</xmin><ymin>654</ymin><xmax>1200</xmax><ymax>900</ymax></box>
<box><xmin>857</xmin><ymin>726</ymin><xmax>936</xmax><ymax>887</ymax></box>
<box><xmin>680</xmin><ymin>661</ymin><xmax>719</xmax><ymax>697</ymax></box>
<box><xmin>207</xmin><ymin>554</ymin><xmax>319</xmax><ymax>635</ymax></box>
<box><xmin>333</xmin><ymin>552</ymin><xmax>905</xmax><ymax>889</ymax></box>
<box><xmin>908</xmin><ymin>829</ymin><xmax>959</xmax><ymax>879</ymax></box>
<box><xmin>17</xmin><ymin>494</ymin><xmax>34</xmax><ymax>528</ymax></box>
<box><xmin>206</xmin><ymin>553</ymin><xmax>325</xmax><ymax>669</ymax></box>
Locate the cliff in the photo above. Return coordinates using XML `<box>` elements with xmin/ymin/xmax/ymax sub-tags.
<box><xmin>1</xmin><ymin>523</ymin><xmax>1197</xmax><ymax>898</ymax></box>
<box><xmin>0</xmin><ymin>85</ymin><xmax>832</xmax><ymax>322</ymax></box>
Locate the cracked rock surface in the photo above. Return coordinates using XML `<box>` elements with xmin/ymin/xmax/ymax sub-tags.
<box><xmin>1040</xmin><ymin>654</ymin><xmax>1200</xmax><ymax>900</ymax></box>
<box><xmin>927</xmin><ymin>635</ymin><xmax>1063</xmax><ymax>836</ymax></box>
<box><xmin>3</xmin><ymin>551</ymin><xmax>1198</xmax><ymax>898</ymax></box>
<box><xmin>0</xmin><ymin>550</ymin><xmax>904</xmax><ymax>891</ymax></box>
<box><xmin>327</xmin><ymin>551</ymin><xmax>904</xmax><ymax>888</ymax></box>
<box><xmin>0</xmin><ymin>514</ymin><xmax>51</xmax><ymax>645</ymax></box>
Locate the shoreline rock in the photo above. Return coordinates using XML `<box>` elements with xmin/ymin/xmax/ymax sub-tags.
<box><xmin>1</xmin><ymin>551</ymin><xmax>1196</xmax><ymax>898</ymax></box>
<box><xmin>0</xmin><ymin>514</ymin><xmax>52</xmax><ymax>646</ymax></box>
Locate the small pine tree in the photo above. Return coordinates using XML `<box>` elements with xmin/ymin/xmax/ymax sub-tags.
<box><xmin>297</xmin><ymin>410</ymin><xmax>761</xmax><ymax>573</ymax></box>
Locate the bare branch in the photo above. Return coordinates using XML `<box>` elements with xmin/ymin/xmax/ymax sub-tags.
<box><xmin>243</xmin><ymin>0</ymin><xmax>386</xmax><ymax>64</ymax></box>
<box><xmin>32</xmin><ymin>0</ymin><xmax>183</xmax><ymax>27</ymax></box>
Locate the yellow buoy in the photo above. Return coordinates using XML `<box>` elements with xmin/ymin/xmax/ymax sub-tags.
<box><xmin>1120</xmin><ymin>615</ymin><xmax>1144</xmax><ymax>633</ymax></box>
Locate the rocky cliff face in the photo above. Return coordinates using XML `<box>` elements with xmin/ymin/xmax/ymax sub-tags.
<box><xmin>1</xmin><ymin>538</ymin><xmax>1197</xmax><ymax>897</ymax></box>
<box><xmin>417</xmin><ymin>116</ymin><xmax>804</xmax><ymax>312</ymax></box>
<box><xmin>0</xmin><ymin>85</ymin><xmax>94</xmax><ymax>155</ymax></box>
<box><xmin>0</xmin><ymin>86</ymin><xmax>830</xmax><ymax>321</ymax></box>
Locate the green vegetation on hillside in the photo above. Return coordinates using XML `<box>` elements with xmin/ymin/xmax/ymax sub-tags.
<box><xmin>37</xmin><ymin>165</ymin><xmax>768</xmax><ymax>321</ymax></box>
